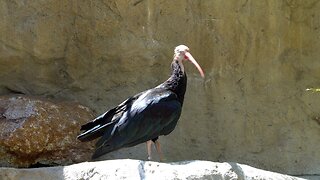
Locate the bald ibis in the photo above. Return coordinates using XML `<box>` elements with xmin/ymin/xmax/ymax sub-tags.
<box><xmin>77</xmin><ymin>45</ymin><xmax>205</xmax><ymax>159</ymax></box>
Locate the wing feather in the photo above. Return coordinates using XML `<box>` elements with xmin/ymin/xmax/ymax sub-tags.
<box><xmin>77</xmin><ymin>93</ymin><xmax>142</xmax><ymax>142</ymax></box>
<box><xmin>91</xmin><ymin>88</ymin><xmax>182</xmax><ymax>158</ymax></box>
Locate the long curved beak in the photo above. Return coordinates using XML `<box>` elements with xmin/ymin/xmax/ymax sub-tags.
<box><xmin>185</xmin><ymin>52</ymin><xmax>205</xmax><ymax>78</ymax></box>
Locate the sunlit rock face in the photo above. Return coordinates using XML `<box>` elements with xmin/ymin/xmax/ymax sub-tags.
<box><xmin>0</xmin><ymin>0</ymin><xmax>319</xmax><ymax>175</ymax></box>
<box><xmin>0</xmin><ymin>95</ymin><xmax>95</xmax><ymax>167</ymax></box>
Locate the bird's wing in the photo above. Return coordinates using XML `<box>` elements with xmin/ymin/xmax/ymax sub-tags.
<box><xmin>92</xmin><ymin>88</ymin><xmax>182</xmax><ymax>158</ymax></box>
<box><xmin>77</xmin><ymin>91</ymin><xmax>144</xmax><ymax>142</ymax></box>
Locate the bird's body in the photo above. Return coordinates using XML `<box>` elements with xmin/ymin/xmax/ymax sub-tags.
<box><xmin>78</xmin><ymin>45</ymin><xmax>204</xmax><ymax>159</ymax></box>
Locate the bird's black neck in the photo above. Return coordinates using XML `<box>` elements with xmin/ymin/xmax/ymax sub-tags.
<box><xmin>158</xmin><ymin>60</ymin><xmax>187</xmax><ymax>104</ymax></box>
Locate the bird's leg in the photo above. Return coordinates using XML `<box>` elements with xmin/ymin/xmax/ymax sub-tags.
<box><xmin>154</xmin><ymin>140</ymin><xmax>164</xmax><ymax>162</ymax></box>
<box><xmin>146</xmin><ymin>140</ymin><xmax>153</xmax><ymax>160</ymax></box>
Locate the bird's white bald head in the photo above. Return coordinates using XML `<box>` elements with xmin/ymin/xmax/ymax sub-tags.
<box><xmin>173</xmin><ymin>45</ymin><xmax>205</xmax><ymax>78</ymax></box>
<box><xmin>174</xmin><ymin>45</ymin><xmax>190</xmax><ymax>61</ymax></box>
<box><xmin>174</xmin><ymin>45</ymin><xmax>190</xmax><ymax>53</ymax></box>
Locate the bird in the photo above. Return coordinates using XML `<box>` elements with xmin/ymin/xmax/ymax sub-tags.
<box><xmin>77</xmin><ymin>45</ymin><xmax>205</xmax><ymax>160</ymax></box>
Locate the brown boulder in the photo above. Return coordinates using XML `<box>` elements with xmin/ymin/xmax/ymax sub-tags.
<box><xmin>0</xmin><ymin>95</ymin><xmax>95</xmax><ymax>167</ymax></box>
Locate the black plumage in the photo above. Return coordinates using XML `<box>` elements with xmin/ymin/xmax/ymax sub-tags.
<box><xmin>77</xmin><ymin>45</ymin><xmax>204</xmax><ymax>159</ymax></box>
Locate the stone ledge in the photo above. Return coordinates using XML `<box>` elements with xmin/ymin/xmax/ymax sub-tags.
<box><xmin>0</xmin><ymin>159</ymin><xmax>308</xmax><ymax>180</ymax></box>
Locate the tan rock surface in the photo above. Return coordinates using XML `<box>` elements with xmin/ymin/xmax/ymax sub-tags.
<box><xmin>0</xmin><ymin>0</ymin><xmax>319</xmax><ymax>175</ymax></box>
<box><xmin>0</xmin><ymin>95</ymin><xmax>95</xmax><ymax>167</ymax></box>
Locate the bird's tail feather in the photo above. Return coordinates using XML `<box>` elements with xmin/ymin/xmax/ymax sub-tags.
<box><xmin>80</xmin><ymin>98</ymin><xmax>130</xmax><ymax>131</ymax></box>
<box><xmin>77</xmin><ymin>120</ymin><xmax>117</xmax><ymax>142</ymax></box>
<box><xmin>80</xmin><ymin>109</ymin><xmax>116</xmax><ymax>131</ymax></box>
<box><xmin>92</xmin><ymin>130</ymin><xmax>123</xmax><ymax>159</ymax></box>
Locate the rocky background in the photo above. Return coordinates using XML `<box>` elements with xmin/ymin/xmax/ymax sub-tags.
<box><xmin>0</xmin><ymin>0</ymin><xmax>319</xmax><ymax>176</ymax></box>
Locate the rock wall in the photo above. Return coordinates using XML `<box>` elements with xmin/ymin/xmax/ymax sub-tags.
<box><xmin>0</xmin><ymin>0</ymin><xmax>319</xmax><ymax>176</ymax></box>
